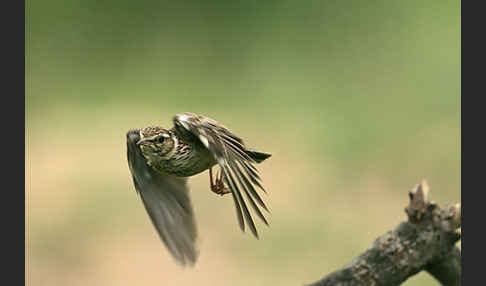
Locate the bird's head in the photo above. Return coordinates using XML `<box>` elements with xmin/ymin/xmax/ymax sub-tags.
<box><xmin>137</xmin><ymin>126</ymin><xmax>176</xmax><ymax>160</ymax></box>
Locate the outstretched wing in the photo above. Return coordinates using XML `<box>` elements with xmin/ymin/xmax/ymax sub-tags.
<box><xmin>126</xmin><ymin>130</ymin><xmax>198</xmax><ymax>266</ymax></box>
<box><xmin>172</xmin><ymin>112</ymin><xmax>270</xmax><ymax>238</ymax></box>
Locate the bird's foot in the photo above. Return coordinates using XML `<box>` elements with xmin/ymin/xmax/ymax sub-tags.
<box><xmin>211</xmin><ymin>178</ymin><xmax>231</xmax><ymax>196</ymax></box>
<box><xmin>210</xmin><ymin>168</ymin><xmax>231</xmax><ymax>196</ymax></box>
<box><xmin>211</xmin><ymin>177</ymin><xmax>231</xmax><ymax>196</ymax></box>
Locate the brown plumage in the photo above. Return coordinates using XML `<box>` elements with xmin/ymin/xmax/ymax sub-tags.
<box><xmin>126</xmin><ymin>112</ymin><xmax>271</xmax><ymax>266</ymax></box>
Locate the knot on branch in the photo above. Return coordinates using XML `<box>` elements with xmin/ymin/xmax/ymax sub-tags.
<box><xmin>405</xmin><ymin>179</ymin><xmax>433</xmax><ymax>222</ymax></box>
<box><xmin>405</xmin><ymin>180</ymin><xmax>461</xmax><ymax>243</ymax></box>
<box><xmin>441</xmin><ymin>203</ymin><xmax>461</xmax><ymax>233</ymax></box>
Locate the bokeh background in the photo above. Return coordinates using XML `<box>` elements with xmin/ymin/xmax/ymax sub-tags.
<box><xmin>26</xmin><ymin>0</ymin><xmax>460</xmax><ymax>285</ymax></box>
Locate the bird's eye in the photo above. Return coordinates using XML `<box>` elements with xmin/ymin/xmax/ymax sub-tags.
<box><xmin>156</xmin><ymin>136</ymin><xmax>165</xmax><ymax>143</ymax></box>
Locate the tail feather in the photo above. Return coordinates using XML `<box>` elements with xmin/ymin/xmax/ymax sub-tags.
<box><xmin>245</xmin><ymin>150</ymin><xmax>271</xmax><ymax>163</ymax></box>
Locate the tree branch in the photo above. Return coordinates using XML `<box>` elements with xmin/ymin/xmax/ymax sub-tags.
<box><xmin>306</xmin><ymin>180</ymin><xmax>461</xmax><ymax>286</ymax></box>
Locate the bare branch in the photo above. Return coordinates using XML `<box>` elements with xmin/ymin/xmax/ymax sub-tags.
<box><xmin>306</xmin><ymin>181</ymin><xmax>461</xmax><ymax>286</ymax></box>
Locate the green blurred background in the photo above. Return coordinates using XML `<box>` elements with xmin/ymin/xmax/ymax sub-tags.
<box><xmin>26</xmin><ymin>0</ymin><xmax>460</xmax><ymax>285</ymax></box>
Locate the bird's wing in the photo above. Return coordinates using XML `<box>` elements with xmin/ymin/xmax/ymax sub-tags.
<box><xmin>126</xmin><ymin>130</ymin><xmax>198</xmax><ymax>266</ymax></box>
<box><xmin>172</xmin><ymin>113</ymin><xmax>269</xmax><ymax>238</ymax></box>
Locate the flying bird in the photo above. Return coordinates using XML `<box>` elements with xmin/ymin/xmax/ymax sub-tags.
<box><xmin>126</xmin><ymin>112</ymin><xmax>271</xmax><ymax>266</ymax></box>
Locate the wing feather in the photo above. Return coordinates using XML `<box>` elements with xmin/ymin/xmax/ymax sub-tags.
<box><xmin>222</xmin><ymin>163</ymin><xmax>258</xmax><ymax>237</ymax></box>
<box><xmin>126</xmin><ymin>130</ymin><xmax>198</xmax><ymax>266</ymax></box>
<box><xmin>228</xmin><ymin>159</ymin><xmax>269</xmax><ymax>225</ymax></box>
<box><xmin>172</xmin><ymin>113</ymin><xmax>270</xmax><ymax>238</ymax></box>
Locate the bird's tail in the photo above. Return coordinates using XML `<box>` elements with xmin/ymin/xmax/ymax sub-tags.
<box><xmin>245</xmin><ymin>150</ymin><xmax>272</xmax><ymax>163</ymax></box>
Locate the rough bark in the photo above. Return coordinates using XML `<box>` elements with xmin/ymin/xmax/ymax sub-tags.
<box><xmin>306</xmin><ymin>180</ymin><xmax>461</xmax><ymax>286</ymax></box>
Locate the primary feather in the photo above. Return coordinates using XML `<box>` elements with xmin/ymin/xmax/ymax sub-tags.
<box><xmin>172</xmin><ymin>112</ymin><xmax>270</xmax><ymax>237</ymax></box>
<box><xmin>127</xmin><ymin>130</ymin><xmax>198</xmax><ymax>266</ymax></box>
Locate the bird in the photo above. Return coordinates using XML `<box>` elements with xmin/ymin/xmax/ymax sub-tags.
<box><xmin>126</xmin><ymin>112</ymin><xmax>271</xmax><ymax>266</ymax></box>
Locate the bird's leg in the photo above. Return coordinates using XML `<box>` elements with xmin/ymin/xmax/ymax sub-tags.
<box><xmin>209</xmin><ymin>167</ymin><xmax>215</xmax><ymax>190</ymax></box>
<box><xmin>216</xmin><ymin>169</ymin><xmax>232</xmax><ymax>196</ymax></box>
<box><xmin>210</xmin><ymin>168</ymin><xmax>231</xmax><ymax>196</ymax></box>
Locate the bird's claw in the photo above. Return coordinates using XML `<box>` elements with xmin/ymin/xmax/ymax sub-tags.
<box><xmin>211</xmin><ymin>172</ymin><xmax>231</xmax><ymax>196</ymax></box>
<box><xmin>209</xmin><ymin>168</ymin><xmax>231</xmax><ymax>196</ymax></box>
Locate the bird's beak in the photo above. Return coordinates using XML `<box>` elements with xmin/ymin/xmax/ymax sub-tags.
<box><xmin>136</xmin><ymin>138</ymin><xmax>150</xmax><ymax>145</ymax></box>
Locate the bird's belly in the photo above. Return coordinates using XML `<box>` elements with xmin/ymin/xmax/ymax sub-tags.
<box><xmin>153</xmin><ymin>150</ymin><xmax>217</xmax><ymax>177</ymax></box>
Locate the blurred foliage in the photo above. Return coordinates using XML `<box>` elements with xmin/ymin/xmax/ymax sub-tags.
<box><xmin>26</xmin><ymin>0</ymin><xmax>460</xmax><ymax>285</ymax></box>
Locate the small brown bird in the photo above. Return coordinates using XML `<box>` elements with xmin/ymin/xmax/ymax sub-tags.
<box><xmin>126</xmin><ymin>112</ymin><xmax>271</xmax><ymax>266</ymax></box>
